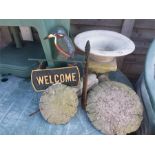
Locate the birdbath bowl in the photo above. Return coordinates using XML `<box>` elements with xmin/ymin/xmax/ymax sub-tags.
<box><xmin>74</xmin><ymin>30</ymin><xmax>135</xmax><ymax>62</ymax></box>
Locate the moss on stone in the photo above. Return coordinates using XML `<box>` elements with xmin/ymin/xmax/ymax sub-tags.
<box><xmin>88</xmin><ymin>58</ymin><xmax>117</xmax><ymax>73</ymax></box>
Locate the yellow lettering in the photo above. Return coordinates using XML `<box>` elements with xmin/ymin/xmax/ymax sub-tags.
<box><xmin>72</xmin><ymin>73</ymin><xmax>76</xmax><ymax>81</ymax></box>
<box><xmin>44</xmin><ymin>76</ymin><xmax>49</xmax><ymax>84</ymax></box>
<box><xmin>54</xmin><ymin>74</ymin><xmax>59</xmax><ymax>83</ymax></box>
<box><xmin>49</xmin><ymin>75</ymin><xmax>53</xmax><ymax>84</ymax></box>
<box><xmin>60</xmin><ymin>74</ymin><xmax>65</xmax><ymax>83</ymax></box>
<box><xmin>36</xmin><ymin>76</ymin><xmax>44</xmax><ymax>85</ymax></box>
<box><xmin>65</xmin><ymin>73</ymin><xmax>72</xmax><ymax>82</ymax></box>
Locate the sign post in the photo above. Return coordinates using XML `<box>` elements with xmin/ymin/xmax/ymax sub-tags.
<box><xmin>81</xmin><ymin>40</ymin><xmax>90</xmax><ymax>110</ymax></box>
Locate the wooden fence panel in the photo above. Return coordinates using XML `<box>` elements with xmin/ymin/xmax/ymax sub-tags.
<box><xmin>70</xmin><ymin>19</ymin><xmax>155</xmax><ymax>80</ymax></box>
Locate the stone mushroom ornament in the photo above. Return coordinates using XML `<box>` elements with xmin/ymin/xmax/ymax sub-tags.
<box><xmin>39</xmin><ymin>84</ymin><xmax>78</xmax><ymax>125</ymax></box>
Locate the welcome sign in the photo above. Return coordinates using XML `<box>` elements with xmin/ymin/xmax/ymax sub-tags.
<box><xmin>31</xmin><ymin>66</ymin><xmax>80</xmax><ymax>92</ymax></box>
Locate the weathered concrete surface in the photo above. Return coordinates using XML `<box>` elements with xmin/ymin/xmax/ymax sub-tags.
<box><xmin>86</xmin><ymin>81</ymin><xmax>143</xmax><ymax>135</ymax></box>
<box><xmin>0</xmin><ymin>75</ymin><xmax>101</xmax><ymax>135</ymax></box>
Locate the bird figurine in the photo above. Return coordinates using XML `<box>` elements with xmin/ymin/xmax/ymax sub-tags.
<box><xmin>44</xmin><ymin>33</ymin><xmax>71</xmax><ymax>59</ymax></box>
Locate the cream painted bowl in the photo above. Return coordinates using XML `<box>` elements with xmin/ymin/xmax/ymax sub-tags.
<box><xmin>74</xmin><ymin>30</ymin><xmax>135</xmax><ymax>62</ymax></box>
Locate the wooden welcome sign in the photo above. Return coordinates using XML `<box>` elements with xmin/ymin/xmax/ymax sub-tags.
<box><xmin>31</xmin><ymin>66</ymin><xmax>80</xmax><ymax>92</ymax></box>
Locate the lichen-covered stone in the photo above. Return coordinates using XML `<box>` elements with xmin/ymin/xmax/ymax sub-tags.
<box><xmin>39</xmin><ymin>84</ymin><xmax>78</xmax><ymax>125</ymax></box>
<box><xmin>86</xmin><ymin>81</ymin><xmax>143</xmax><ymax>135</ymax></box>
<box><xmin>98</xmin><ymin>74</ymin><xmax>109</xmax><ymax>82</ymax></box>
<box><xmin>72</xmin><ymin>74</ymin><xmax>99</xmax><ymax>96</ymax></box>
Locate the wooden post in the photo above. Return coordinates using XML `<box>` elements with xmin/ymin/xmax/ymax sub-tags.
<box><xmin>118</xmin><ymin>19</ymin><xmax>135</xmax><ymax>69</ymax></box>
<box><xmin>10</xmin><ymin>27</ymin><xmax>23</xmax><ymax>48</ymax></box>
<box><xmin>19</xmin><ymin>26</ymin><xmax>33</xmax><ymax>41</ymax></box>
<box><xmin>0</xmin><ymin>27</ymin><xmax>12</xmax><ymax>48</ymax></box>
<box><xmin>81</xmin><ymin>40</ymin><xmax>90</xmax><ymax>110</ymax></box>
<box><xmin>121</xmin><ymin>19</ymin><xmax>135</xmax><ymax>37</ymax></box>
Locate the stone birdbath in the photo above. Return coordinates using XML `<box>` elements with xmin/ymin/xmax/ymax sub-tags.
<box><xmin>74</xmin><ymin>30</ymin><xmax>135</xmax><ymax>62</ymax></box>
<box><xmin>74</xmin><ymin>30</ymin><xmax>135</xmax><ymax>73</ymax></box>
<box><xmin>74</xmin><ymin>30</ymin><xmax>143</xmax><ymax>135</ymax></box>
